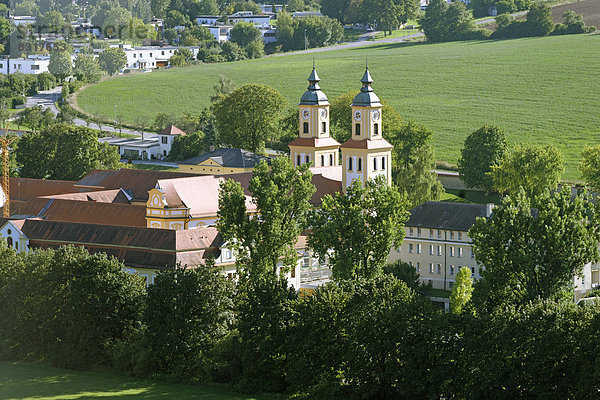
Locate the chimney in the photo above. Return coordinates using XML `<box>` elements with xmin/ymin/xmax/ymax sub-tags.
<box><xmin>209</xmin><ymin>145</ymin><xmax>215</xmax><ymax>152</ymax></box>
<box><xmin>485</xmin><ymin>203</ymin><xmax>494</xmax><ymax>218</ymax></box>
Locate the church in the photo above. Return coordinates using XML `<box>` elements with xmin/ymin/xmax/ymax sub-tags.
<box><xmin>0</xmin><ymin>66</ymin><xmax>398</xmax><ymax>290</ymax></box>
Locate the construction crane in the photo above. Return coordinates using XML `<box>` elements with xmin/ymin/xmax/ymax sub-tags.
<box><xmin>0</xmin><ymin>122</ymin><xmax>16</xmax><ymax>218</ymax></box>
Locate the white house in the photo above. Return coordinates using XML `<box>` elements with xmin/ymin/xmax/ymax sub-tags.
<box><xmin>0</xmin><ymin>55</ymin><xmax>50</xmax><ymax>75</ymax></box>
<box><xmin>109</xmin><ymin>45</ymin><xmax>200</xmax><ymax>70</ymax></box>
<box><xmin>10</xmin><ymin>16</ymin><xmax>36</xmax><ymax>26</ymax></box>
<box><xmin>259</xmin><ymin>4</ymin><xmax>284</xmax><ymax>13</ymax></box>
<box><xmin>229</xmin><ymin>11</ymin><xmax>272</xmax><ymax>27</ymax></box>
<box><xmin>0</xmin><ymin>220</ymin><xmax>29</xmax><ymax>253</ymax></box>
<box><xmin>196</xmin><ymin>15</ymin><xmax>220</xmax><ymax>25</ymax></box>
<box><xmin>99</xmin><ymin>137</ymin><xmax>163</xmax><ymax>160</ymax></box>
<box><xmin>206</xmin><ymin>25</ymin><xmax>233</xmax><ymax>42</ymax></box>
<box><xmin>260</xmin><ymin>27</ymin><xmax>277</xmax><ymax>43</ymax></box>
<box><xmin>158</xmin><ymin>125</ymin><xmax>186</xmax><ymax>157</ymax></box>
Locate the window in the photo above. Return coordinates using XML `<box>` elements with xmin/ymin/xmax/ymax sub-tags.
<box><xmin>297</xmin><ymin>154</ymin><xmax>301</xmax><ymax>166</ymax></box>
<box><xmin>15</xmin><ymin>242</ymin><xmax>18</xmax><ymax>250</ymax></box>
<box><xmin>416</xmin><ymin>244</ymin><xmax>421</xmax><ymax>254</ymax></box>
<box><xmin>416</xmin><ymin>262</ymin><xmax>420</xmax><ymax>272</ymax></box>
<box><xmin>409</xmin><ymin>261</ymin><xmax>413</xmax><ymax>267</ymax></box>
<box><xmin>471</xmin><ymin>267</ymin><xmax>475</xmax><ymax>277</ymax></box>
<box><xmin>7</xmin><ymin>237</ymin><xmax>12</xmax><ymax>247</ymax></box>
<box><xmin>429</xmin><ymin>245</ymin><xmax>433</xmax><ymax>255</ymax></box>
<box><xmin>303</xmin><ymin>122</ymin><xmax>309</xmax><ymax>133</ymax></box>
<box><xmin>471</xmin><ymin>248</ymin><xmax>475</xmax><ymax>259</ymax></box>
<box><xmin>417</xmin><ymin>228</ymin><xmax>422</xmax><ymax>237</ymax></box>
<box><xmin>150</xmin><ymin>53</ymin><xmax>153</xmax><ymax>57</ymax></box>
<box><xmin>305</xmin><ymin>155</ymin><xmax>310</xmax><ymax>164</ymax></box>
<box><xmin>161</xmin><ymin>136</ymin><xmax>168</xmax><ymax>144</ymax></box>
<box><xmin>226</xmin><ymin>249</ymin><xmax>232</xmax><ymax>259</ymax></box>
<box><xmin>458</xmin><ymin>248</ymin><xmax>463</xmax><ymax>258</ymax></box>
<box><xmin>31</xmin><ymin>65</ymin><xmax>39</xmax><ymax>70</ymax></box>
<box><xmin>449</xmin><ymin>247</ymin><xmax>454</xmax><ymax>257</ymax></box>
<box><xmin>322</xmin><ymin>121</ymin><xmax>326</xmax><ymax>132</ymax></box>
<box><xmin>437</xmin><ymin>230</ymin><xmax>441</xmax><ymax>239</ymax></box>
<box><xmin>450</xmin><ymin>265</ymin><xmax>455</xmax><ymax>275</ymax></box>
<box><xmin>321</xmin><ymin>154</ymin><xmax>325</xmax><ymax>166</ymax></box>
<box><xmin>409</xmin><ymin>243</ymin><xmax>413</xmax><ymax>253</ymax></box>
<box><xmin>348</xmin><ymin>157</ymin><xmax>353</xmax><ymax>171</ymax></box>
<box><xmin>381</xmin><ymin>156</ymin><xmax>385</xmax><ymax>170</ymax></box>
<box><xmin>449</xmin><ymin>231</ymin><xmax>454</xmax><ymax>239</ymax></box>
<box><xmin>161</xmin><ymin>51</ymin><xmax>165</xmax><ymax>55</ymax></box>
<box><xmin>374</xmin><ymin>123</ymin><xmax>379</xmax><ymax>135</ymax></box>
<box><xmin>430</xmin><ymin>229</ymin><xmax>434</xmax><ymax>238</ymax></box>
<box><xmin>429</xmin><ymin>263</ymin><xmax>433</xmax><ymax>273</ymax></box>
<box><xmin>355</xmin><ymin>123</ymin><xmax>360</xmax><ymax>135</ymax></box>
<box><xmin>409</xmin><ymin>227</ymin><xmax>414</xmax><ymax>236</ymax></box>
<box><xmin>458</xmin><ymin>232</ymin><xmax>463</xmax><ymax>240</ymax></box>
<box><xmin>437</xmin><ymin>264</ymin><xmax>441</xmax><ymax>274</ymax></box>
<box><xmin>329</xmin><ymin>154</ymin><xmax>333</xmax><ymax>166</ymax></box>
<box><xmin>437</xmin><ymin>246</ymin><xmax>442</xmax><ymax>256</ymax></box>
<box><xmin>373</xmin><ymin>158</ymin><xmax>377</xmax><ymax>171</ymax></box>
<box><xmin>357</xmin><ymin>157</ymin><xmax>362</xmax><ymax>171</ymax></box>
<box><xmin>133</xmin><ymin>54</ymin><xmax>136</xmax><ymax>58</ymax></box>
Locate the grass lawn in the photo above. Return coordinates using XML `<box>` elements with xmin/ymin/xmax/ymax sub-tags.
<box><xmin>342</xmin><ymin>28</ymin><xmax>367</xmax><ymax>42</ymax></box>
<box><xmin>0</xmin><ymin>362</ymin><xmax>283</xmax><ymax>400</ymax></box>
<box><xmin>76</xmin><ymin>33</ymin><xmax>600</xmax><ymax>180</ymax></box>
<box><xmin>372</xmin><ymin>28</ymin><xmax>419</xmax><ymax>40</ymax></box>
<box><xmin>441</xmin><ymin>189</ymin><xmax>501</xmax><ymax>204</ymax></box>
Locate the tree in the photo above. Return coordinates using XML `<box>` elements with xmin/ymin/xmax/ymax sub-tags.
<box><xmin>48</xmin><ymin>51</ymin><xmax>72</xmax><ymax>81</ymax></box>
<box><xmin>458</xmin><ymin>125</ymin><xmax>508</xmax><ymax>191</ymax></box>
<box><xmin>144</xmin><ymin>262</ymin><xmax>235</xmax><ymax>379</ymax></box>
<box><xmin>221</xmin><ymin>41</ymin><xmax>246</xmax><ymax>62</ymax></box>
<box><xmin>579</xmin><ymin>145</ymin><xmax>600</xmax><ymax>191</ymax></box>
<box><xmin>321</xmin><ymin>0</ymin><xmax>351</xmax><ymax>23</ymax></box>
<box><xmin>217</xmin><ymin>157</ymin><xmax>316</xmax><ymax>279</ymax></box>
<box><xmin>167</xmin><ymin>131</ymin><xmax>205</xmax><ymax>160</ymax></box>
<box><xmin>230</xmin><ymin>21</ymin><xmax>262</xmax><ymax>47</ymax></box>
<box><xmin>309</xmin><ymin>176</ymin><xmax>409</xmax><ymax>280</ymax></box>
<box><xmin>383</xmin><ymin>260</ymin><xmax>421</xmax><ymax>291</ymax></box>
<box><xmin>389</xmin><ymin>120</ymin><xmax>444</xmax><ymax>207</ymax></box>
<box><xmin>98</xmin><ymin>47</ymin><xmax>127</xmax><ymax>75</ymax></box>
<box><xmin>490</xmin><ymin>143</ymin><xmax>564</xmax><ymax>199</ymax></box>
<box><xmin>16</xmin><ymin>124</ymin><xmax>125</xmax><ymax>180</ymax></box>
<box><xmin>470</xmin><ymin>187</ymin><xmax>600</xmax><ymax>309</ymax></box>
<box><xmin>450</xmin><ymin>266</ymin><xmax>473</xmax><ymax>314</ymax></box>
<box><xmin>419</xmin><ymin>0</ymin><xmax>477</xmax><ymax>42</ymax></box>
<box><xmin>275</xmin><ymin>12</ymin><xmax>296</xmax><ymax>51</ymax></box>
<box><xmin>526</xmin><ymin>2</ymin><xmax>554</xmax><ymax>36</ymax></box>
<box><xmin>169</xmin><ymin>48</ymin><xmax>195</xmax><ymax>66</ymax></box>
<box><xmin>245</xmin><ymin>40</ymin><xmax>264</xmax><ymax>59</ymax></box>
<box><xmin>73</xmin><ymin>53</ymin><xmax>103</xmax><ymax>83</ymax></box>
<box><xmin>213</xmin><ymin>83</ymin><xmax>286</xmax><ymax>153</ymax></box>
<box><xmin>103</xmin><ymin>6</ymin><xmax>133</xmax><ymax>38</ymax></box>
<box><xmin>121</xmin><ymin>18</ymin><xmax>156</xmax><ymax>44</ymax></box>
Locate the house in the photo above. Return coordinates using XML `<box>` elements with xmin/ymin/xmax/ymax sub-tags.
<box><xmin>0</xmin><ymin>55</ymin><xmax>50</xmax><ymax>75</ymax></box>
<box><xmin>177</xmin><ymin>148</ymin><xmax>270</xmax><ymax>174</ymax></box>
<box><xmin>196</xmin><ymin>15</ymin><xmax>221</xmax><ymax>25</ymax></box>
<box><xmin>228</xmin><ymin>11</ymin><xmax>272</xmax><ymax>28</ymax></box>
<box><xmin>158</xmin><ymin>125</ymin><xmax>186</xmax><ymax>157</ymax></box>
<box><xmin>110</xmin><ymin>45</ymin><xmax>200</xmax><ymax>70</ymax></box>
<box><xmin>99</xmin><ymin>137</ymin><xmax>163</xmax><ymax>160</ymax></box>
<box><xmin>10</xmin><ymin>16</ymin><xmax>36</xmax><ymax>26</ymax></box>
<box><xmin>259</xmin><ymin>4</ymin><xmax>284</xmax><ymax>13</ymax></box>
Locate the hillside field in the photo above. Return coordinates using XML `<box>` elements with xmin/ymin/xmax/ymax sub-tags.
<box><xmin>0</xmin><ymin>362</ymin><xmax>282</xmax><ymax>400</ymax></box>
<box><xmin>77</xmin><ymin>33</ymin><xmax>600</xmax><ymax>180</ymax></box>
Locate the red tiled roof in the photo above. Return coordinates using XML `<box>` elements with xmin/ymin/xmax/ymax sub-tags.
<box><xmin>340</xmin><ymin>138</ymin><xmax>393</xmax><ymax>150</ymax></box>
<box><xmin>288</xmin><ymin>137</ymin><xmax>340</xmax><ymax>148</ymax></box>
<box><xmin>9</xmin><ymin>177</ymin><xmax>83</xmax><ymax>201</ymax></box>
<box><xmin>159</xmin><ymin>125</ymin><xmax>187</xmax><ymax>136</ymax></box>
<box><xmin>40</xmin><ymin>189</ymin><xmax>131</xmax><ymax>204</ymax></box>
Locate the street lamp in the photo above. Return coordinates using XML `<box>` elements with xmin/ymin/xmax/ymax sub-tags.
<box><xmin>114</xmin><ymin>104</ymin><xmax>117</xmax><ymax>126</ymax></box>
<box><xmin>304</xmin><ymin>29</ymin><xmax>307</xmax><ymax>50</ymax></box>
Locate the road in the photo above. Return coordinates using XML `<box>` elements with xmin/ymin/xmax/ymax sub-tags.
<box><xmin>26</xmin><ymin>87</ymin><xmax>156</xmax><ymax>138</ymax></box>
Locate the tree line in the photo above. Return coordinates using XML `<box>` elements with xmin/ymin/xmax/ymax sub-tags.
<box><xmin>1</xmin><ymin>155</ymin><xmax>600</xmax><ymax>398</ymax></box>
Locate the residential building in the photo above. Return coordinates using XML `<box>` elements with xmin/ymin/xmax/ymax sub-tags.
<box><xmin>109</xmin><ymin>45</ymin><xmax>200</xmax><ymax>70</ymax></box>
<box><xmin>99</xmin><ymin>125</ymin><xmax>186</xmax><ymax>160</ymax></box>
<box><xmin>206</xmin><ymin>25</ymin><xmax>233</xmax><ymax>42</ymax></box>
<box><xmin>0</xmin><ymin>55</ymin><xmax>50</xmax><ymax>75</ymax></box>
<box><xmin>9</xmin><ymin>16</ymin><xmax>36</xmax><ymax>26</ymax></box>
<box><xmin>158</xmin><ymin>125</ymin><xmax>186</xmax><ymax>157</ymax></box>
<box><xmin>228</xmin><ymin>11</ymin><xmax>272</xmax><ymax>27</ymax></box>
<box><xmin>178</xmin><ymin>148</ymin><xmax>270</xmax><ymax>174</ymax></box>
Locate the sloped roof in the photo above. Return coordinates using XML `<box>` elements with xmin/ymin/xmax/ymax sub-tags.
<box><xmin>288</xmin><ymin>137</ymin><xmax>340</xmax><ymax>148</ymax></box>
<box><xmin>159</xmin><ymin>125</ymin><xmax>187</xmax><ymax>136</ymax></box>
<box><xmin>157</xmin><ymin>173</ymin><xmax>255</xmax><ymax>217</ymax></box>
<box><xmin>40</xmin><ymin>189</ymin><xmax>131</xmax><ymax>204</ymax></box>
<box><xmin>14</xmin><ymin>198</ymin><xmax>147</xmax><ymax>228</ymax></box>
<box><xmin>406</xmin><ymin>201</ymin><xmax>491</xmax><ymax>232</ymax></box>
<box><xmin>310</xmin><ymin>169</ymin><xmax>342</xmax><ymax>204</ymax></box>
<box><xmin>8</xmin><ymin>177</ymin><xmax>82</xmax><ymax>201</ymax></box>
<box><xmin>76</xmin><ymin>169</ymin><xmax>200</xmax><ymax>202</ymax></box>
<box><xmin>340</xmin><ymin>138</ymin><xmax>393</xmax><ymax>150</ymax></box>
<box><xmin>179</xmin><ymin>148</ymin><xmax>269</xmax><ymax>168</ymax></box>
<box><xmin>3</xmin><ymin>218</ymin><xmax>222</xmax><ymax>269</ymax></box>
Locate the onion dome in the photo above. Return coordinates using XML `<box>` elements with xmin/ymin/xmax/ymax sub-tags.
<box><xmin>299</xmin><ymin>65</ymin><xmax>329</xmax><ymax>106</ymax></box>
<box><xmin>352</xmin><ymin>65</ymin><xmax>381</xmax><ymax>107</ymax></box>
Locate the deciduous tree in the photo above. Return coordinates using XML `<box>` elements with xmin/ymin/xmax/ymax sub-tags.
<box><xmin>217</xmin><ymin>157</ymin><xmax>316</xmax><ymax>279</ymax></box>
<box><xmin>458</xmin><ymin>125</ymin><xmax>508</xmax><ymax>191</ymax></box>
<box><xmin>73</xmin><ymin>53</ymin><xmax>103</xmax><ymax>83</ymax></box>
<box><xmin>450</xmin><ymin>266</ymin><xmax>473</xmax><ymax>314</ymax></box>
<box><xmin>48</xmin><ymin>51</ymin><xmax>72</xmax><ymax>81</ymax></box>
<box><xmin>213</xmin><ymin>83</ymin><xmax>286</xmax><ymax>153</ymax></box>
<box><xmin>98</xmin><ymin>47</ymin><xmax>127</xmax><ymax>75</ymax></box>
<box><xmin>580</xmin><ymin>145</ymin><xmax>600</xmax><ymax>191</ymax></box>
<box><xmin>309</xmin><ymin>176</ymin><xmax>409</xmax><ymax>280</ymax></box>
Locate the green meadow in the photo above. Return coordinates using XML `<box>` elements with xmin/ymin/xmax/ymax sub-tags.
<box><xmin>77</xmin><ymin>34</ymin><xmax>600</xmax><ymax>180</ymax></box>
<box><xmin>0</xmin><ymin>362</ymin><xmax>282</xmax><ymax>400</ymax></box>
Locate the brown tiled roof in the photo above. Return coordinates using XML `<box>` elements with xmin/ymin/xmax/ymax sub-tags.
<box><xmin>9</xmin><ymin>177</ymin><xmax>82</xmax><ymax>201</ymax></box>
<box><xmin>159</xmin><ymin>125</ymin><xmax>187</xmax><ymax>136</ymax></box>
<box><xmin>1</xmin><ymin>218</ymin><xmax>222</xmax><ymax>269</ymax></box>
<box><xmin>340</xmin><ymin>138</ymin><xmax>393</xmax><ymax>150</ymax></box>
<box><xmin>40</xmin><ymin>189</ymin><xmax>131</xmax><ymax>204</ymax></box>
<box><xmin>157</xmin><ymin>173</ymin><xmax>256</xmax><ymax>217</ymax></box>
<box><xmin>75</xmin><ymin>169</ymin><xmax>200</xmax><ymax>202</ymax></box>
<box><xmin>288</xmin><ymin>137</ymin><xmax>340</xmax><ymax>148</ymax></box>
<box><xmin>13</xmin><ymin>198</ymin><xmax>147</xmax><ymax>228</ymax></box>
<box><xmin>310</xmin><ymin>173</ymin><xmax>342</xmax><ymax>204</ymax></box>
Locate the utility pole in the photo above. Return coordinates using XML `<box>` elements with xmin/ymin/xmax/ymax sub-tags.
<box><xmin>114</xmin><ymin>104</ymin><xmax>117</xmax><ymax>126</ymax></box>
<box><xmin>304</xmin><ymin>29</ymin><xmax>307</xmax><ymax>50</ymax></box>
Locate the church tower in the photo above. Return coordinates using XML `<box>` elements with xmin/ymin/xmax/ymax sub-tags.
<box><xmin>288</xmin><ymin>64</ymin><xmax>340</xmax><ymax>169</ymax></box>
<box><xmin>340</xmin><ymin>65</ymin><xmax>393</xmax><ymax>191</ymax></box>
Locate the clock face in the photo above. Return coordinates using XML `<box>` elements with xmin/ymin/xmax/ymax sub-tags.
<box><xmin>301</xmin><ymin>108</ymin><xmax>310</xmax><ymax>120</ymax></box>
<box><xmin>372</xmin><ymin>109</ymin><xmax>380</xmax><ymax>121</ymax></box>
<box><xmin>320</xmin><ymin>108</ymin><xmax>328</xmax><ymax>119</ymax></box>
<box><xmin>354</xmin><ymin>110</ymin><xmax>362</xmax><ymax>121</ymax></box>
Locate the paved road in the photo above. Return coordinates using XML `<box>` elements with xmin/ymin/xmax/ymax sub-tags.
<box><xmin>26</xmin><ymin>87</ymin><xmax>156</xmax><ymax>138</ymax></box>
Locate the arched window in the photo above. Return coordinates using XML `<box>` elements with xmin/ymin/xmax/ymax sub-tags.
<box><xmin>374</xmin><ymin>158</ymin><xmax>378</xmax><ymax>171</ymax></box>
<box><xmin>329</xmin><ymin>154</ymin><xmax>333</xmax><ymax>166</ymax></box>
<box><xmin>348</xmin><ymin>157</ymin><xmax>353</xmax><ymax>171</ymax></box>
<box><xmin>357</xmin><ymin>157</ymin><xmax>362</xmax><ymax>171</ymax></box>
<box><xmin>322</xmin><ymin>122</ymin><xmax>326</xmax><ymax>132</ymax></box>
<box><xmin>355</xmin><ymin>123</ymin><xmax>360</xmax><ymax>136</ymax></box>
<box><xmin>305</xmin><ymin>155</ymin><xmax>310</xmax><ymax>164</ymax></box>
<box><xmin>381</xmin><ymin>156</ymin><xmax>386</xmax><ymax>170</ymax></box>
<box><xmin>303</xmin><ymin>122</ymin><xmax>309</xmax><ymax>134</ymax></box>
<box><xmin>374</xmin><ymin>123</ymin><xmax>379</xmax><ymax>135</ymax></box>
<box><xmin>321</xmin><ymin>154</ymin><xmax>325</xmax><ymax>166</ymax></box>
<box><xmin>7</xmin><ymin>237</ymin><xmax>12</xmax><ymax>248</ymax></box>
<box><xmin>296</xmin><ymin>154</ymin><xmax>301</xmax><ymax>166</ymax></box>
